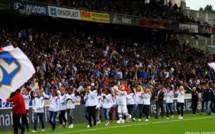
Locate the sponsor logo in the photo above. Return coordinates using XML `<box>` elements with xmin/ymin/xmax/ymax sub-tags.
<box><xmin>50</xmin><ymin>7</ymin><xmax>57</xmax><ymax>16</ymax></box>
<box><xmin>0</xmin><ymin>52</ymin><xmax>21</xmax><ymax>87</ymax></box>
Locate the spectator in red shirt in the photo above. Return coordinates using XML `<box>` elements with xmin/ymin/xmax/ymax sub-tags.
<box><xmin>7</xmin><ymin>88</ymin><xmax>26</xmax><ymax>134</ymax></box>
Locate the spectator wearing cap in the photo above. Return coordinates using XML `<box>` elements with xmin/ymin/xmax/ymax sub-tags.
<box><xmin>154</xmin><ymin>85</ymin><xmax>164</xmax><ymax>119</ymax></box>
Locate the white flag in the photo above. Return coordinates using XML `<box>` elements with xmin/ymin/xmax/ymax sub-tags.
<box><xmin>0</xmin><ymin>46</ymin><xmax>35</xmax><ymax>101</ymax></box>
<box><xmin>208</xmin><ymin>62</ymin><xmax>215</xmax><ymax>71</ymax></box>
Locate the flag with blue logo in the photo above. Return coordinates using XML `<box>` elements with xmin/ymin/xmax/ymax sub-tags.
<box><xmin>0</xmin><ymin>46</ymin><xmax>35</xmax><ymax>101</ymax></box>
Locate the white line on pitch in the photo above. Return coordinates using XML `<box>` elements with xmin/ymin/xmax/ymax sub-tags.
<box><xmin>55</xmin><ymin>116</ymin><xmax>215</xmax><ymax>134</ymax></box>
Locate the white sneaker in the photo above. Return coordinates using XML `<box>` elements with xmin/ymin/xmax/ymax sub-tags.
<box><xmin>211</xmin><ymin>113</ymin><xmax>214</xmax><ymax>115</ymax></box>
<box><xmin>87</xmin><ymin>125</ymin><xmax>90</xmax><ymax>128</ymax></box>
<box><xmin>32</xmin><ymin>130</ymin><xmax>36</xmax><ymax>133</ymax></box>
<box><xmin>167</xmin><ymin>118</ymin><xmax>169</xmax><ymax>120</ymax></box>
<box><xmin>178</xmin><ymin>115</ymin><xmax>181</xmax><ymax>119</ymax></box>
<box><xmin>126</xmin><ymin>114</ymin><xmax>131</xmax><ymax>121</ymax></box>
<box><xmin>171</xmin><ymin>115</ymin><xmax>174</xmax><ymax>118</ymax></box>
<box><xmin>41</xmin><ymin>129</ymin><xmax>45</xmax><ymax>132</ymax></box>
<box><xmin>145</xmin><ymin>119</ymin><xmax>149</xmax><ymax>122</ymax></box>
<box><xmin>148</xmin><ymin>116</ymin><xmax>150</xmax><ymax>118</ymax></box>
<box><xmin>69</xmin><ymin>124</ymin><xmax>74</xmax><ymax>128</ymax></box>
<box><xmin>138</xmin><ymin>119</ymin><xmax>141</xmax><ymax>121</ymax></box>
<box><xmin>105</xmin><ymin>121</ymin><xmax>109</xmax><ymax>126</ymax></box>
<box><xmin>116</xmin><ymin>120</ymin><xmax>121</xmax><ymax>124</ymax></box>
<box><xmin>97</xmin><ymin>120</ymin><xmax>101</xmax><ymax>124</ymax></box>
<box><xmin>180</xmin><ymin>116</ymin><xmax>183</xmax><ymax>120</ymax></box>
<box><xmin>132</xmin><ymin>118</ymin><xmax>136</xmax><ymax>121</ymax></box>
<box><xmin>121</xmin><ymin>120</ymin><xmax>125</xmax><ymax>123</ymax></box>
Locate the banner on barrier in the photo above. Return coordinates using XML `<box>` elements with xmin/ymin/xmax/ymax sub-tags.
<box><xmin>11</xmin><ymin>1</ymin><xmax>48</xmax><ymax>16</ymax></box>
<box><xmin>48</xmin><ymin>6</ymin><xmax>81</xmax><ymax>20</ymax></box>
<box><xmin>110</xmin><ymin>14</ymin><xmax>134</xmax><ymax>25</ymax></box>
<box><xmin>179</xmin><ymin>23</ymin><xmax>198</xmax><ymax>33</ymax></box>
<box><xmin>81</xmin><ymin>10</ymin><xmax>109</xmax><ymax>23</ymax></box>
<box><xmin>138</xmin><ymin>19</ymin><xmax>169</xmax><ymax>29</ymax></box>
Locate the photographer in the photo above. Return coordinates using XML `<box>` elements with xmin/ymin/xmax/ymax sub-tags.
<box><xmin>6</xmin><ymin>88</ymin><xmax>26</xmax><ymax>134</ymax></box>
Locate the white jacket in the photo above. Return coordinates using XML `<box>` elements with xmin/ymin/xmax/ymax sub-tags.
<box><xmin>101</xmin><ymin>93</ymin><xmax>112</xmax><ymax>109</ymax></box>
<box><xmin>142</xmin><ymin>93</ymin><xmax>151</xmax><ymax>105</ymax></box>
<box><xmin>96</xmin><ymin>95</ymin><xmax>102</xmax><ymax>109</ymax></box>
<box><xmin>116</xmin><ymin>91</ymin><xmax>127</xmax><ymax>106</ymax></box>
<box><xmin>175</xmin><ymin>91</ymin><xmax>185</xmax><ymax>103</ymax></box>
<box><xmin>22</xmin><ymin>93</ymin><xmax>31</xmax><ymax>110</ymax></box>
<box><xmin>134</xmin><ymin>92</ymin><xmax>144</xmax><ymax>104</ymax></box>
<box><xmin>43</xmin><ymin>92</ymin><xmax>60</xmax><ymax>112</ymax></box>
<box><xmin>165</xmin><ymin>91</ymin><xmax>174</xmax><ymax>103</ymax></box>
<box><xmin>32</xmin><ymin>96</ymin><xmax>45</xmax><ymax>113</ymax></box>
<box><xmin>84</xmin><ymin>90</ymin><xmax>98</xmax><ymax>107</ymax></box>
<box><xmin>65</xmin><ymin>93</ymin><xmax>76</xmax><ymax>109</ymax></box>
<box><xmin>127</xmin><ymin>93</ymin><xmax>136</xmax><ymax>105</ymax></box>
<box><xmin>59</xmin><ymin>94</ymin><xmax>67</xmax><ymax>110</ymax></box>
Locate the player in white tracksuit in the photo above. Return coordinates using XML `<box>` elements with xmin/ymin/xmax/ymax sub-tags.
<box><xmin>32</xmin><ymin>90</ymin><xmax>45</xmax><ymax>132</ymax></box>
<box><xmin>65</xmin><ymin>88</ymin><xmax>77</xmax><ymax>128</ymax></box>
<box><xmin>114</xmin><ymin>85</ymin><xmax>131</xmax><ymax>123</ymax></box>
<box><xmin>58</xmin><ymin>87</ymin><xmax>67</xmax><ymax>128</ymax></box>
<box><xmin>101</xmin><ymin>89</ymin><xmax>112</xmax><ymax>126</ymax></box>
<box><xmin>42</xmin><ymin>90</ymin><xmax>60</xmax><ymax>131</ymax></box>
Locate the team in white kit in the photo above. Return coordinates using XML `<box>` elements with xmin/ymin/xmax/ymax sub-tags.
<box><xmin>20</xmin><ymin>82</ymin><xmax>185</xmax><ymax>131</ymax></box>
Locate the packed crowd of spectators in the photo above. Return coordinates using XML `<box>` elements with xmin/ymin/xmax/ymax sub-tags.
<box><xmin>27</xmin><ymin>0</ymin><xmax>200</xmax><ymax>24</ymax></box>
<box><xmin>0</xmin><ymin>16</ymin><xmax>213</xmax><ymax>99</ymax></box>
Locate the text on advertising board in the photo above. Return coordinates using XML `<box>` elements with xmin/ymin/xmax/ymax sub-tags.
<box><xmin>81</xmin><ymin>10</ymin><xmax>109</xmax><ymax>23</ymax></box>
<box><xmin>48</xmin><ymin>6</ymin><xmax>80</xmax><ymax>20</ymax></box>
<box><xmin>111</xmin><ymin>15</ymin><xmax>134</xmax><ymax>25</ymax></box>
<box><xmin>12</xmin><ymin>2</ymin><xmax>48</xmax><ymax>16</ymax></box>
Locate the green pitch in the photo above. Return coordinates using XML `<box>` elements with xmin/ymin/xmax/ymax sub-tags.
<box><xmin>1</xmin><ymin>114</ymin><xmax>214</xmax><ymax>134</ymax></box>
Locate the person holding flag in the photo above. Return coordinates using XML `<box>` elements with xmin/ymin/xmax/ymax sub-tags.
<box><xmin>6</xmin><ymin>88</ymin><xmax>26</xmax><ymax>134</ymax></box>
<box><xmin>1</xmin><ymin>45</ymin><xmax>35</xmax><ymax>134</ymax></box>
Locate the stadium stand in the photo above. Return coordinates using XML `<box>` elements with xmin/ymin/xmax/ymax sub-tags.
<box><xmin>21</xmin><ymin>0</ymin><xmax>201</xmax><ymax>23</ymax></box>
<box><xmin>0</xmin><ymin>14</ymin><xmax>212</xmax><ymax>108</ymax></box>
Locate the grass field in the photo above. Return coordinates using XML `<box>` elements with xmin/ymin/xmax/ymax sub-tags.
<box><xmin>1</xmin><ymin>114</ymin><xmax>215</xmax><ymax>134</ymax></box>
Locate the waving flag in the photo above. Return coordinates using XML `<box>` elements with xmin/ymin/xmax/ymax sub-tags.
<box><xmin>208</xmin><ymin>62</ymin><xmax>215</xmax><ymax>71</ymax></box>
<box><xmin>0</xmin><ymin>46</ymin><xmax>35</xmax><ymax>101</ymax></box>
